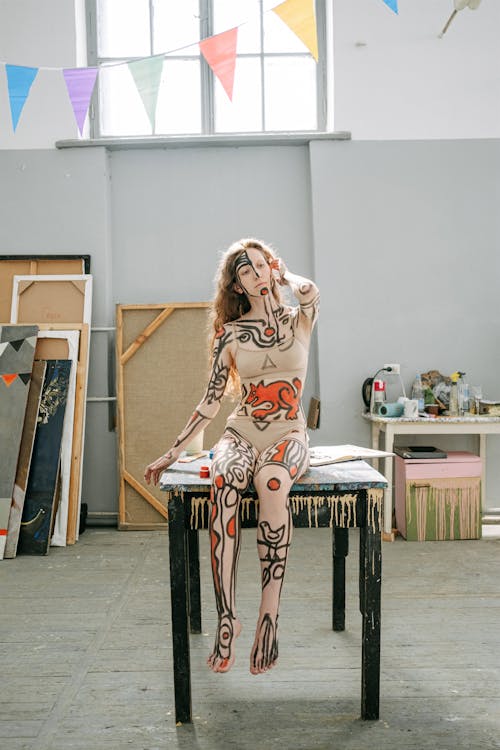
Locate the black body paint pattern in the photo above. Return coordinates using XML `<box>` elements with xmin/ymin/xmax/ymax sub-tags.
<box><xmin>257</xmin><ymin>520</ymin><xmax>291</xmax><ymax>589</ymax></box>
<box><xmin>251</xmin><ymin>613</ymin><xmax>279</xmax><ymax>671</ymax></box>
<box><xmin>209</xmin><ymin>431</ymin><xmax>256</xmax><ymax>618</ymax></box>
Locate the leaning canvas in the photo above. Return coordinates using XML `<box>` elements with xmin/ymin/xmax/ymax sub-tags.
<box><xmin>18</xmin><ymin>360</ymin><xmax>71</xmax><ymax>556</ymax></box>
<box><xmin>0</xmin><ymin>324</ymin><xmax>38</xmax><ymax>559</ymax></box>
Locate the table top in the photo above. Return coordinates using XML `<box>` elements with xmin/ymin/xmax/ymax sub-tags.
<box><xmin>160</xmin><ymin>456</ymin><xmax>387</xmax><ymax>493</ymax></box>
<box><xmin>362</xmin><ymin>412</ymin><xmax>500</xmax><ymax>425</ymax></box>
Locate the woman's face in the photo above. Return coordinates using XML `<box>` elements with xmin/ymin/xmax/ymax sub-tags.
<box><xmin>234</xmin><ymin>248</ymin><xmax>272</xmax><ymax>298</ymax></box>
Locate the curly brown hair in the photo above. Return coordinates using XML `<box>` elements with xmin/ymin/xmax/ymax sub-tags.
<box><xmin>208</xmin><ymin>238</ymin><xmax>282</xmax><ymax>394</ymax></box>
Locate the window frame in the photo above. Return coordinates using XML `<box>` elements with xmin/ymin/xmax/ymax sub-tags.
<box><xmin>86</xmin><ymin>0</ymin><xmax>329</xmax><ymax>139</ymax></box>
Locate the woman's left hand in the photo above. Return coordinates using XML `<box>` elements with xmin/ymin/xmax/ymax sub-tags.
<box><xmin>270</xmin><ymin>257</ymin><xmax>288</xmax><ymax>285</ymax></box>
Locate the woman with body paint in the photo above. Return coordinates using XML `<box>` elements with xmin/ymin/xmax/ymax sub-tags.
<box><xmin>145</xmin><ymin>238</ymin><xmax>319</xmax><ymax>674</ymax></box>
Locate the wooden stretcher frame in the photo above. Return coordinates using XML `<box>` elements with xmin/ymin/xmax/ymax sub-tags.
<box><xmin>0</xmin><ymin>256</ymin><xmax>90</xmax><ymax>324</ymax></box>
<box><xmin>10</xmin><ymin>274</ymin><xmax>93</xmax><ymax>326</ymax></box>
<box><xmin>116</xmin><ymin>303</ymin><xmax>234</xmax><ymax>531</ymax></box>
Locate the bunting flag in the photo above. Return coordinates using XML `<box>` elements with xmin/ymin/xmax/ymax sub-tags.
<box><xmin>62</xmin><ymin>67</ymin><xmax>98</xmax><ymax>135</ymax></box>
<box><xmin>382</xmin><ymin>0</ymin><xmax>398</xmax><ymax>13</ymax></box>
<box><xmin>127</xmin><ymin>55</ymin><xmax>165</xmax><ymax>129</ymax></box>
<box><xmin>272</xmin><ymin>0</ymin><xmax>318</xmax><ymax>62</ymax></box>
<box><xmin>199</xmin><ymin>27</ymin><xmax>238</xmax><ymax>101</ymax></box>
<box><xmin>5</xmin><ymin>64</ymin><xmax>39</xmax><ymax>131</ymax></box>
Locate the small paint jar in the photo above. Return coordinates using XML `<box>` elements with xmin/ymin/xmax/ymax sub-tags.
<box><xmin>199</xmin><ymin>465</ymin><xmax>210</xmax><ymax>478</ymax></box>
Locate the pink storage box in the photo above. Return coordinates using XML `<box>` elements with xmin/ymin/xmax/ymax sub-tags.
<box><xmin>395</xmin><ymin>451</ymin><xmax>482</xmax><ymax>541</ymax></box>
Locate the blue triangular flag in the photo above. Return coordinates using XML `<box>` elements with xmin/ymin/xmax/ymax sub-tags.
<box><xmin>382</xmin><ymin>0</ymin><xmax>398</xmax><ymax>13</ymax></box>
<box><xmin>6</xmin><ymin>64</ymin><xmax>39</xmax><ymax>131</ymax></box>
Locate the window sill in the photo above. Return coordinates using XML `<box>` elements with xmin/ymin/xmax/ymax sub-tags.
<box><xmin>55</xmin><ymin>131</ymin><xmax>350</xmax><ymax>150</ymax></box>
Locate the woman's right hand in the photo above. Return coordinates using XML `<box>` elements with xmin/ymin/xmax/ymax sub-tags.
<box><xmin>144</xmin><ymin>450</ymin><xmax>177</xmax><ymax>486</ymax></box>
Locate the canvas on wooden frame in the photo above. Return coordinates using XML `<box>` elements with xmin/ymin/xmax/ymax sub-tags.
<box><xmin>4</xmin><ymin>360</ymin><xmax>46</xmax><ymax>559</ymax></box>
<box><xmin>0</xmin><ymin>324</ymin><xmax>38</xmax><ymax>559</ymax></box>
<box><xmin>116</xmin><ymin>303</ymin><xmax>235</xmax><ymax>530</ymax></box>
<box><xmin>18</xmin><ymin>360</ymin><xmax>71</xmax><ymax>555</ymax></box>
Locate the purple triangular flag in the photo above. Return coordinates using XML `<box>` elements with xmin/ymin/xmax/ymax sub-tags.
<box><xmin>62</xmin><ymin>67</ymin><xmax>98</xmax><ymax>135</ymax></box>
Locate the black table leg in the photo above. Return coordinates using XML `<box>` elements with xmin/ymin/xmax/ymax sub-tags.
<box><xmin>332</xmin><ymin>527</ymin><xmax>348</xmax><ymax>631</ymax></box>
<box><xmin>187</xmin><ymin>529</ymin><xmax>202</xmax><ymax>634</ymax></box>
<box><xmin>360</xmin><ymin>521</ymin><xmax>382</xmax><ymax>720</ymax></box>
<box><xmin>168</xmin><ymin>492</ymin><xmax>192</xmax><ymax>724</ymax></box>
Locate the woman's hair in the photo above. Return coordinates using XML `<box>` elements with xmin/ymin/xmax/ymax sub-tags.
<box><xmin>208</xmin><ymin>238</ymin><xmax>282</xmax><ymax>394</ymax></box>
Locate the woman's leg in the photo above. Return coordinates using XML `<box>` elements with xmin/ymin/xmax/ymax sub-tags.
<box><xmin>208</xmin><ymin>428</ymin><xmax>257</xmax><ymax>672</ymax></box>
<box><xmin>250</xmin><ymin>432</ymin><xmax>309</xmax><ymax>674</ymax></box>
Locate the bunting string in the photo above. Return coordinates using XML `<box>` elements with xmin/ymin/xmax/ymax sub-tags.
<box><xmin>0</xmin><ymin>1</ymin><xmax>395</xmax><ymax>134</ymax></box>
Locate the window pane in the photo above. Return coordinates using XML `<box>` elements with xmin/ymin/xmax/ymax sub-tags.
<box><xmin>153</xmin><ymin>0</ymin><xmax>200</xmax><ymax>56</ymax></box>
<box><xmin>264</xmin><ymin>8</ymin><xmax>307</xmax><ymax>54</ymax></box>
<box><xmin>215</xmin><ymin>57</ymin><xmax>262</xmax><ymax>133</ymax></box>
<box><xmin>213</xmin><ymin>0</ymin><xmax>260</xmax><ymax>54</ymax></box>
<box><xmin>264</xmin><ymin>57</ymin><xmax>317</xmax><ymax>131</ymax></box>
<box><xmin>155</xmin><ymin>60</ymin><xmax>202</xmax><ymax>134</ymax></box>
<box><xmin>99</xmin><ymin>62</ymin><xmax>153</xmax><ymax>136</ymax></box>
<box><xmin>97</xmin><ymin>0</ymin><xmax>151</xmax><ymax>58</ymax></box>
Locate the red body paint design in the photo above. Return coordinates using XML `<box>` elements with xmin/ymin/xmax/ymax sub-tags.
<box><xmin>267</xmin><ymin>477</ymin><xmax>281</xmax><ymax>491</ymax></box>
<box><xmin>245</xmin><ymin>377</ymin><xmax>302</xmax><ymax>420</ymax></box>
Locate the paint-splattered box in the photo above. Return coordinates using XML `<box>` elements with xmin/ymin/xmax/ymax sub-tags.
<box><xmin>395</xmin><ymin>451</ymin><xmax>482</xmax><ymax>541</ymax></box>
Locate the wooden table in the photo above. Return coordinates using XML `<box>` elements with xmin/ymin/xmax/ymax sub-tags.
<box><xmin>362</xmin><ymin>412</ymin><xmax>500</xmax><ymax>536</ymax></box>
<box><xmin>160</xmin><ymin>457</ymin><xmax>387</xmax><ymax>724</ymax></box>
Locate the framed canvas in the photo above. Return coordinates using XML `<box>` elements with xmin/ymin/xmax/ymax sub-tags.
<box><xmin>0</xmin><ymin>324</ymin><xmax>38</xmax><ymax>559</ymax></box>
<box><xmin>116</xmin><ymin>304</ymin><xmax>235</xmax><ymax>530</ymax></box>
<box><xmin>10</xmin><ymin>274</ymin><xmax>92</xmax><ymax>326</ymax></box>
<box><xmin>18</xmin><ymin>360</ymin><xmax>71</xmax><ymax>555</ymax></box>
<box><xmin>0</xmin><ymin>255</ymin><xmax>90</xmax><ymax>323</ymax></box>
<box><xmin>4</xmin><ymin>360</ymin><xmax>46</xmax><ymax>559</ymax></box>
<box><xmin>35</xmin><ymin>330</ymin><xmax>80</xmax><ymax>547</ymax></box>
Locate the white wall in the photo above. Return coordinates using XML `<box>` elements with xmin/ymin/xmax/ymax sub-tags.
<box><xmin>1</xmin><ymin>0</ymin><xmax>500</xmax><ymax>147</ymax></box>
<box><xmin>0</xmin><ymin>0</ymin><xmax>81</xmax><ymax>149</ymax></box>
<box><xmin>333</xmin><ymin>0</ymin><xmax>500</xmax><ymax>140</ymax></box>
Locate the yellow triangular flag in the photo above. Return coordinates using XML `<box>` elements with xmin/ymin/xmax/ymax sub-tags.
<box><xmin>272</xmin><ymin>0</ymin><xmax>318</xmax><ymax>62</ymax></box>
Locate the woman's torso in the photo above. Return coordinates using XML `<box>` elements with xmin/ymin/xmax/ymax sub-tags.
<box><xmin>229</xmin><ymin>305</ymin><xmax>310</xmax><ymax>425</ymax></box>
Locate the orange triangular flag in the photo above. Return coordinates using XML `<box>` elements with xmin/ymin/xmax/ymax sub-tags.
<box><xmin>272</xmin><ymin>0</ymin><xmax>318</xmax><ymax>61</ymax></box>
<box><xmin>199</xmin><ymin>27</ymin><xmax>238</xmax><ymax>101</ymax></box>
<box><xmin>1</xmin><ymin>373</ymin><xmax>18</xmax><ymax>387</ymax></box>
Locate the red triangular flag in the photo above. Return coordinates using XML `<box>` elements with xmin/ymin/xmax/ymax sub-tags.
<box><xmin>199</xmin><ymin>27</ymin><xmax>238</xmax><ymax>101</ymax></box>
<box><xmin>1</xmin><ymin>373</ymin><xmax>18</xmax><ymax>387</ymax></box>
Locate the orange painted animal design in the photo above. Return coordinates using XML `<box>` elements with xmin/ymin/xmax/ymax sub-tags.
<box><xmin>245</xmin><ymin>378</ymin><xmax>302</xmax><ymax>420</ymax></box>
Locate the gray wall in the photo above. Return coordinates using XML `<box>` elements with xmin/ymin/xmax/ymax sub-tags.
<box><xmin>310</xmin><ymin>138</ymin><xmax>500</xmax><ymax>505</ymax></box>
<box><xmin>1</xmin><ymin>138</ymin><xmax>499</xmax><ymax>515</ymax></box>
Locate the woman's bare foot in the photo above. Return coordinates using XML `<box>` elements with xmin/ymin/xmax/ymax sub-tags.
<box><xmin>250</xmin><ymin>612</ymin><xmax>278</xmax><ymax>674</ymax></box>
<box><xmin>207</xmin><ymin>613</ymin><xmax>242</xmax><ymax>672</ymax></box>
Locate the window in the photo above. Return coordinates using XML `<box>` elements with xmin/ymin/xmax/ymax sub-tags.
<box><xmin>88</xmin><ymin>0</ymin><xmax>328</xmax><ymax>137</ymax></box>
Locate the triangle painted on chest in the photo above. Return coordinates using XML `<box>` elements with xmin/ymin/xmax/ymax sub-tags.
<box><xmin>261</xmin><ymin>354</ymin><xmax>277</xmax><ymax>370</ymax></box>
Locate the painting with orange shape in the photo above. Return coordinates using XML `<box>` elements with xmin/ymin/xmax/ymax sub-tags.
<box><xmin>290</xmin><ymin>465</ymin><xmax>297</xmax><ymax>477</ymax></box>
<box><xmin>227</xmin><ymin>513</ymin><xmax>236</xmax><ymax>537</ymax></box>
<box><xmin>264</xmin><ymin>327</ymin><xmax>275</xmax><ymax>336</ymax></box>
<box><xmin>215</xmin><ymin>474</ymin><xmax>224</xmax><ymax>489</ymax></box>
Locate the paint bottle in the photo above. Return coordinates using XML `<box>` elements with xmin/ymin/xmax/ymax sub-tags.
<box><xmin>372</xmin><ymin>379</ymin><xmax>386</xmax><ymax>413</ymax></box>
<box><xmin>411</xmin><ymin>374</ymin><xmax>424</xmax><ymax>413</ymax></box>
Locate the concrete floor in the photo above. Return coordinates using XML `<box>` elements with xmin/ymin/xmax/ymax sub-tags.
<box><xmin>1</xmin><ymin>526</ymin><xmax>499</xmax><ymax>750</ymax></box>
